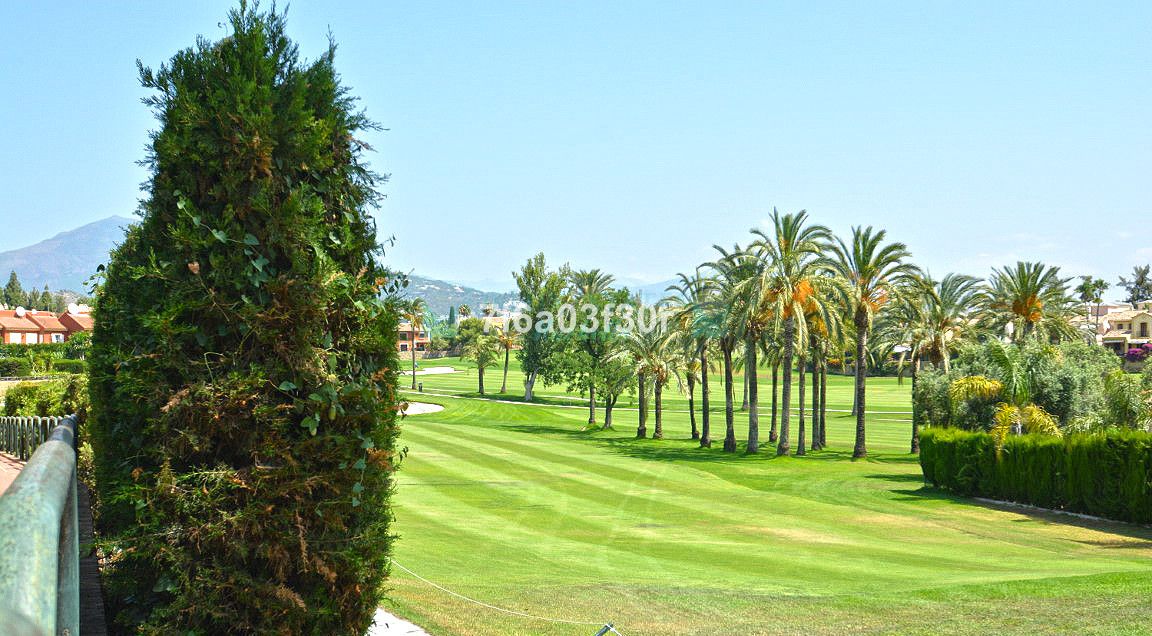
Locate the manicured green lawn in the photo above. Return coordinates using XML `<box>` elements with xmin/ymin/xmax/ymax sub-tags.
<box><xmin>384</xmin><ymin>360</ymin><xmax>1152</xmax><ymax>635</ymax></box>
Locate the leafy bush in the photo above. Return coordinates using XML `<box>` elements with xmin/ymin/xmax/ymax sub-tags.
<box><xmin>0</xmin><ymin>357</ymin><xmax>31</xmax><ymax>377</ymax></box>
<box><xmin>51</xmin><ymin>359</ymin><xmax>86</xmax><ymax>374</ymax></box>
<box><xmin>89</xmin><ymin>7</ymin><xmax>400</xmax><ymax>635</ymax></box>
<box><xmin>912</xmin><ymin>370</ymin><xmax>952</xmax><ymax>428</ymax></box>
<box><xmin>915</xmin><ymin>340</ymin><xmax>1120</xmax><ymax>430</ymax></box>
<box><xmin>0</xmin><ymin>342</ymin><xmax>68</xmax><ymax>358</ymax></box>
<box><xmin>2</xmin><ymin>375</ymin><xmax>89</xmax><ymax>417</ymax></box>
<box><xmin>63</xmin><ymin>331</ymin><xmax>92</xmax><ymax>360</ymax></box>
<box><xmin>920</xmin><ymin>427</ymin><xmax>1152</xmax><ymax>523</ymax></box>
<box><xmin>1102</xmin><ymin>370</ymin><xmax>1151</xmax><ymax>429</ymax></box>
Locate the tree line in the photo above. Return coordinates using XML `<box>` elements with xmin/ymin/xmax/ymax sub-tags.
<box><xmin>2</xmin><ymin>270</ymin><xmax>89</xmax><ymax>312</ymax></box>
<box><xmin>469</xmin><ymin>210</ymin><xmax>1116</xmax><ymax>459</ymax></box>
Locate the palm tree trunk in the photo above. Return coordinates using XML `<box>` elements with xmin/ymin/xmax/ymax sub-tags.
<box><xmin>478</xmin><ymin>366</ymin><xmax>485</xmax><ymax>395</ymax></box>
<box><xmin>811</xmin><ymin>355</ymin><xmax>821</xmax><ymax>451</ymax></box>
<box><xmin>723</xmin><ymin>344</ymin><xmax>736</xmax><ymax>453</ymax></box>
<box><xmin>819</xmin><ymin>361</ymin><xmax>828</xmax><ymax>448</ymax></box>
<box><xmin>699</xmin><ymin>346</ymin><xmax>712</xmax><ymax>448</ymax></box>
<box><xmin>741</xmin><ymin>368</ymin><xmax>749</xmax><ymax>411</ymax></box>
<box><xmin>654</xmin><ymin>380</ymin><xmax>664</xmax><ymax>439</ymax></box>
<box><xmin>500</xmin><ymin>348</ymin><xmax>510</xmax><ymax>393</ymax></box>
<box><xmin>637</xmin><ymin>371</ymin><xmax>648</xmax><ymax>438</ymax></box>
<box><xmin>688</xmin><ymin>373</ymin><xmax>699</xmax><ymax>440</ymax></box>
<box><xmin>746</xmin><ymin>336</ymin><xmax>760</xmax><ymax>453</ymax></box>
<box><xmin>604</xmin><ymin>394</ymin><xmax>616</xmax><ymax>429</ymax></box>
<box><xmin>777</xmin><ymin>317</ymin><xmax>795</xmax><ymax>456</ymax></box>
<box><xmin>410</xmin><ymin>331</ymin><xmax>417</xmax><ymax>390</ymax></box>
<box><xmin>797</xmin><ymin>355</ymin><xmax>807</xmax><ymax>456</ymax></box>
<box><xmin>770</xmin><ymin>359</ymin><xmax>779</xmax><ymax>443</ymax></box>
<box><xmin>910</xmin><ymin>357</ymin><xmax>920</xmax><ymax>454</ymax></box>
<box><xmin>853</xmin><ymin>312</ymin><xmax>869</xmax><ymax>459</ymax></box>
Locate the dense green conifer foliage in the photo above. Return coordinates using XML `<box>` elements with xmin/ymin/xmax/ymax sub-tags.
<box><xmin>89</xmin><ymin>5</ymin><xmax>400</xmax><ymax>633</ymax></box>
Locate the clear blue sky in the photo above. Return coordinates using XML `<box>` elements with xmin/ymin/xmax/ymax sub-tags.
<box><xmin>1</xmin><ymin>2</ymin><xmax>1148</xmax><ymax>295</ymax></box>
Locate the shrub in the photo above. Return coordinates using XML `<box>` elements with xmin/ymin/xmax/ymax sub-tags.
<box><xmin>1102</xmin><ymin>369</ymin><xmax>1151</xmax><ymax>429</ymax></box>
<box><xmin>920</xmin><ymin>427</ymin><xmax>1152</xmax><ymax>523</ymax></box>
<box><xmin>0</xmin><ymin>342</ymin><xmax>67</xmax><ymax>358</ymax></box>
<box><xmin>915</xmin><ymin>340</ymin><xmax>1120</xmax><ymax>430</ymax></box>
<box><xmin>0</xmin><ymin>357</ymin><xmax>31</xmax><ymax>377</ymax></box>
<box><xmin>1126</xmin><ymin>348</ymin><xmax>1147</xmax><ymax>363</ymax></box>
<box><xmin>51</xmin><ymin>359</ymin><xmax>86</xmax><ymax>374</ymax></box>
<box><xmin>89</xmin><ymin>7</ymin><xmax>400</xmax><ymax>635</ymax></box>
<box><xmin>2</xmin><ymin>376</ymin><xmax>88</xmax><ymax>417</ymax></box>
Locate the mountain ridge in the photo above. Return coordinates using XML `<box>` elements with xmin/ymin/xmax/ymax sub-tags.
<box><xmin>0</xmin><ymin>215</ymin><xmax>135</xmax><ymax>293</ymax></box>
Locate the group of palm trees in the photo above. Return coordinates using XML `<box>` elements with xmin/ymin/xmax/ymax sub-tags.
<box><xmin>401</xmin><ymin>208</ymin><xmax>1085</xmax><ymax>459</ymax></box>
<box><xmin>626</xmin><ymin>209</ymin><xmax>1083</xmax><ymax>458</ymax></box>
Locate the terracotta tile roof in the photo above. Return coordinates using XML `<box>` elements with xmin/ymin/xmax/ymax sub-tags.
<box><xmin>1103</xmin><ymin>310</ymin><xmax>1138</xmax><ymax>323</ymax></box>
<box><xmin>27</xmin><ymin>312</ymin><xmax>67</xmax><ymax>332</ymax></box>
<box><xmin>59</xmin><ymin>312</ymin><xmax>94</xmax><ymax>332</ymax></box>
<box><xmin>1102</xmin><ymin>330</ymin><xmax>1131</xmax><ymax>340</ymax></box>
<box><xmin>0</xmin><ymin>310</ymin><xmax>39</xmax><ymax>332</ymax></box>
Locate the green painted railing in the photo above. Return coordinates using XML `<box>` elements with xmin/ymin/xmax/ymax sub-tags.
<box><xmin>0</xmin><ymin>415</ymin><xmax>79</xmax><ymax>635</ymax></box>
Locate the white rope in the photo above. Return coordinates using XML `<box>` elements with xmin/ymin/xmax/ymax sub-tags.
<box><xmin>387</xmin><ymin>557</ymin><xmax>621</xmax><ymax>631</ymax></box>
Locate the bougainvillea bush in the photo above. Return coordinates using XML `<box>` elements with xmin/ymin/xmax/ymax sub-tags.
<box><xmin>89</xmin><ymin>6</ymin><xmax>400</xmax><ymax>634</ymax></box>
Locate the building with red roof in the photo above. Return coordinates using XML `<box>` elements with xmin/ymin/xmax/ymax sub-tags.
<box><xmin>0</xmin><ymin>306</ymin><xmax>93</xmax><ymax>345</ymax></box>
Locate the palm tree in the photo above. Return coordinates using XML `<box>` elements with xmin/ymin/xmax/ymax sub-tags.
<box><xmin>463</xmin><ymin>334</ymin><xmax>501</xmax><ymax>395</ymax></box>
<box><xmin>568</xmin><ymin>269</ymin><xmax>617</xmax><ymax>426</ymax></box>
<box><xmin>830</xmin><ymin>226</ymin><xmax>918</xmax><ymax>459</ymax></box>
<box><xmin>705</xmin><ymin>245</ymin><xmax>761</xmax><ymax>452</ymax></box>
<box><xmin>670</xmin><ymin>270</ymin><xmax>718</xmax><ymax>448</ymax></box>
<box><xmin>494</xmin><ymin>325</ymin><xmax>519</xmax><ymax>393</ymax></box>
<box><xmin>978</xmin><ymin>261</ymin><xmax>1078</xmax><ymax>343</ymax></box>
<box><xmin>723</xmin><ymin>247</ymin><xmax>775</xmax><ymax>453</ymax></box>
<box><xmin>402</xmin><ymin>298</ymin><xmax>428</xmax><ymax>390</ymax></box>
<box><xmin>1074</xmin><ymin>275</ymin><xmax>1109</xmax><ymax>333</ymax></box>
<box><xmin>569</xmin><ymin>268</ymin><xmax>615</xmax><ymax>299</ymax></box>
<box><xmin>879</xmin><ymin>273</ymin><xmax>981</xmax><ymax>452</ymax></box>
<box><xmin>618</xmin><ymin>325</ymin><xmax>674</xmax><ymax>439</ymax></box>
<box><xmin>458</xmin><ymin>304</ymin><xmax>472</xmax><ymax>320</ymax></box>
<box><xmin>803</xmin><ymin>305</ymin><xmax>842</xmax><ymax>452</ymax></box>
<box><xmin>759</xmin><ymin>335</ymin><xmax>782</xmax><ymax>444</ymax></box>
<box><xmin>666</xmin><ymin>273</ymin><xmax>709</xmax><ymax>440</ymax></box>
<box><xmin>747</xmin><ymin>210</ymin><xmax>835</xmax><ymax>456</ymax></box>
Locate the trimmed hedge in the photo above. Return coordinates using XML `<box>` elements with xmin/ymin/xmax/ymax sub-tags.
<box><xmin>51</xmin><ymin>359</ymin><xmax>85</xmax><ymax>374</ymax></box>
<box><xmin>0</xmin><ymin>357</ymin><xmax>31</xmax><ymax>377</ymax></box>
<box><xmin>2</xmin><ymin>376</ymin><xmax>90</xmax><ymax>417</ymax></box>
<box><xmin>0</xmin><ymin>342</ymin><xmax>67</xmax><ymax>358</ymax></box>
<box><xmin>920</xmin><ymin>427</ymin><xmax>1152</xmax><ymax>523</ymax></box>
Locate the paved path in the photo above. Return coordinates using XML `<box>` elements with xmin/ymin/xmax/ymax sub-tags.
<box><xmin>0</xmin><ymin>452</ymin><xmax>23</xmax><ymax>495</ymax></box>
<box><xmin>369</xmin><ymin>608</ymin><xmax>431</xmax><ymax>635</ymax></box>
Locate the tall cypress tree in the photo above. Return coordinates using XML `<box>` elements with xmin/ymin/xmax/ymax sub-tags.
<box><xmin>3</xmin><ymin>271</ymin><xmax>24</xmax><ymax>308</ymax></box>
<box><xmin>89</xmin><ymin>6</ymin><xmax>400</xmax><ymax>634</ymax></box>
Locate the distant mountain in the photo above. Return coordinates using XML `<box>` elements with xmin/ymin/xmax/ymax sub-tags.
<box><xmin>0</xmin><ymin>216</ymin><xmax>134</xmax><ymax>293</ymax></box>
<box><xmin>399</xmin><ymin>275</ymin><xmax>519</xmax><ymax>317</ymax></box>
<box><xmin>0</xmin><ymin>216</ymin><xmax>518</xmax><ymax>315</ymax></box>
<box><xmin>633</xmin><ymin>278</ymin><xmax>679</xmax><ymax>303</ymax></box>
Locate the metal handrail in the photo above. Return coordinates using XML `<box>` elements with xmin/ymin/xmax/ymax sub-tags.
<box><xmin>0</xmin><ymin>415</ymin><xmax>79</xmax><ymax>635</ymax></box>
